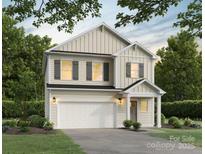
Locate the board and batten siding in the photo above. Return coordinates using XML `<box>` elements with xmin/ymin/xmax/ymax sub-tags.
<box><xmin>130</xmin><ymin>82</ymin><xmax>157</xmax><ymax>94</ymax></box>
<box><xmin>54</xmin><ymin>27</ymin><xmax>128</xmax><ymax>54</ymax></box>
<box><xmin>115</xmin><ymin>46</ymin><xmax>155</xmax><ymax>88</ymax></box>
<box><xmin>48</xmin><ymin>54</ymin><xmax>114</xmax><ymax>86</ymax></box>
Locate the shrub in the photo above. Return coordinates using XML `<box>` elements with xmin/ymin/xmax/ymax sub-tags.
<box><xmin>172</xmin><ymin>120</ymin><xmax>182</xmax><ymax>128</ymax></box>
<box><xmin>2</xmin><ymin>125</ymin><xmax>9</xmax><ymax>133</ymax></box>
<box><xmin>19</xmin><ymin>127</ymin><xmax>29</xmax><ymax>132</ymax></box>
<box><xmin>123</xmin><ymin>120</ymin><xmax>133</xmax><ymax>128</ymax></box>
<box><xmin>154</xmin><ymin>113</ymin><xmax>166</xmax><ymax>126</ymax></box>
<box><xmin>18</xmin><ymin>120</ymin><xmax>30</xmax><ymax>132</ymax></box>
<box><xmin>190</xmin><ymin>123</ymin><xmax>201</xmax><ymax>128</ymax></box>
<box><xmin>43</xmin><ymin>121</ymin><xmax>54</xmax><ymax>130</ymax></box>
<box><xmin>132</xmin><ymin>122</ymin><xmax>141</xmax><ymax>130</ymax></box>
<box><xmin>3</xmin><ymin>100</ymin><xmax>44</xmax><ymax>118</ymax></box>
<box><xmin>28</xmin><ymin>115</ymin><xmax>46</xmax><ymax>128</ymax></box>
<box><xmin>168</xmin><ymin>116</ymin><xmax>179</xmax><ymax>125</ymax></box>
<box><xmin>184</xmin><ymin>118</ymin><xmax>193</xmax><ymax>127</ymax></box>
<box><xmin>3</xmin><ymin>119</ymin><xmax>18</xmax><ymax>127</ymax></box>
<box><xmin>161</xmin><ymin>100</ymin><xmax>201</xmax><ymax>119</ymax></box>
<box><xmin>161</xmin><ymin>113</ymin><xmax>166</xmax><ymax>125</ymax></box>
<box><xmin>18</xmin><ymin>120</ymin><xmax>30</xmax><ymax>127</ymax></box>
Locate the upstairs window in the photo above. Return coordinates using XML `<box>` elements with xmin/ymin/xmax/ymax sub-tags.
<box><xmin>86</xmin><ymin>62</ymin><xmax>109</xmax><ymax>81</ymax></box>
<box><xmin>92</xmin><ymin>62</ymin><xmax>103</xmax><ymax>81</ymax></box>
<box><xmin>61</xmin><ymin>60</ymin><xmax>72</xmax><ymax>80</ymax></box>
<box><xmin>126</xmin><ymin>62</ymin><xmax>144</xmax><ymax>78</ymax></box>
<box><xmin>54</xmin><ymin>60</ymin><xmax>79</xmax><ymax>80</ymax></box>
<box><xmin>131</xmin><ymin>63</ymin><xmax>139</xmax><ymax>78</ymax></box>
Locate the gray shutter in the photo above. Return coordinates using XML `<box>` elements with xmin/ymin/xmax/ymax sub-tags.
<box><xmin>86</xmin><ymin>62</ymin><xmax>92</xmax><ymax>81</ymax></box>
<box><xmin>54</xmin><ymin>60</ymin><xmax>60</xmax><ymax>80</ymax></box>
<box><xmin>126</xmin><ymin>62</ymin><xmax>131</xmax><ymax>78</ymax></box>
<box><xmin>139</xmin><ymin>63</ymin><xmax>144</xmax><ymax>78</ymax></box>
<box><xmin>72</xmin><ymin>61</ymin><xmax>78</xmax><ymax>80</ymax></box>
<box><xmin>103</xmin><ymin>63</ymin><xmax>109</xmax><ymax>81</ymax></box>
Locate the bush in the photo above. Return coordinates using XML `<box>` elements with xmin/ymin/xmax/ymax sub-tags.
<box><xmin>28</xmin><ymin>115</ymin><xmax>46</xmax><ymax>128</ymax></box>
<box><xmin>132</xmin><ymin>122</ymin><xmax>141</xmax><ymax>130</ymax></box>
<box><xmin>19</xmin><ymin>127</ymin><xmax>29</xmax><ymax>132</ymax></box>
<box><xmin>162</xmin><ymin>100</ymin><xmax>201</xmax><ymax>119</ymax></box>
<box><xmin>2</xmin><ymin>125</ymin><xmax>9</xmax><ymax>133</ymax></box>
<box><xmin>168</xmin><ymin>116</ymin><xmax>179</xmax><ymax>125</ymax></box>
<box><xmin>3</xmin><ymin>100</ymin><xmax>44</xmax><ymax>118</ymax></box>
<box><xmin>123</xmin><ymin>120</ymin><xmax>133</xmax><ymax>128</ymax></box>
<box><xmin>18</xmin><ymin>120</ymin><xmax>30</xmax><ymax>127</ymax></box>
<box><xmin>154</xmin><ymin>113</ymin><xmax>166</xmax><ymax>126</ymax></box>
<box><xmin>184</xmin><ymin>118</ymin><xmax>193</xmax><ymax>126</ymax></box>
<box><xmin>3</xmin><ymin>119</ymin><xmax>18</xmax><ymax>127</ymax></box>
<box><xmin>43</xmin><ymin>121</ymin><xmax>54</xmax><ymax>130</ymax></box>
<box><xmin>161</xmin><ymin>113</ymin><xmax>166</xmax><ymax>125</ymax></box>
<box><xmin>172</xmin><ymin>120</ymin><xmax>182</xmax><ymax>128</ymax></box>
<box><xmin>18</xmin><ymin>120</ymin><xmax>30</xmax><ymax>132</ymax></box>
<box><xmin>190</xmin><ymin>123</ymin><xmax>201</xmax><ymax>128</ymax></box>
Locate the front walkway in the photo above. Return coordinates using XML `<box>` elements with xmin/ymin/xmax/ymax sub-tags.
<box><xmin>62</xmin><ymin>129</ymin><xmax>201</xmax><ymax>154</ymax></box>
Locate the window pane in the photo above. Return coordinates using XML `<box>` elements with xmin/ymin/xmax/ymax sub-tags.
<box><xmin>140</xmin><ymin>99</ymin><xmax>148</xmax><ymax>112</ymax></box>
<box><xmin>92</xmin><ymin>63</ymin><xmax>102</xmax><ymax>81</ymax></box>
<box><xmin>131</xmin><ymin>63</ymin><xmax>139</xmax><ymax>78</ymax></box>
<box><xmin>61</xmin><ymin>60</ymin><xmax>72</xmax><ymax>80</ymax></box>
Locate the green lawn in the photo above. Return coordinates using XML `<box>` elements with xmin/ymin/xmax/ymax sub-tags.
<box><xmin>149</xmin><ymin>128</ymin><xmax>202</xmax><ymax>147</ymax></box>
<box><xmin>3</xmin><ymin>131</ymin><xmax>85</xmax><ymax>154</ymax></box>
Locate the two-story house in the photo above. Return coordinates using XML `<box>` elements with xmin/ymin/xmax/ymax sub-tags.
<box><xmin>43</xmin><ymin>22</ymin><xmax>165</xmax><ymax>129</ymax></box>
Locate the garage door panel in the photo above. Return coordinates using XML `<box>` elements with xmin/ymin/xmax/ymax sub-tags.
<box><xmin>58</xmin><ymin>102</ymin><xmax>114</xmax><ymax>129</ymax></box>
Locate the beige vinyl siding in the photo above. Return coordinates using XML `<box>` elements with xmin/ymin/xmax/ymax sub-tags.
<box><xmin>115</xmin><ymin>46</ymin><xmax>155</xmax><ymax>88</ymax></box>
<box><xmin>137</xmin><ymin>98</ymin><xmax>154</xmax><ymax>127</ymax></box>
<box><xmin>54</xmin><ymin>27</ymin><xmax>128</xmax><ymax>54</ymax></box>
<box><xmin>48</xmin><ymin>55</ymin><xmax>113</xmax><ymax>85</ymax></box>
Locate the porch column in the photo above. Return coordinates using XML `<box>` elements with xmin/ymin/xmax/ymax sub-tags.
<box><xmin>126</xmin><ymin>95</ymin><xmax>131</xmax><ymax>120</ymax></box>
<box><xmin>157</xmin><ymin>95</ymin><xmax>161</xmax><ymax>128</ymax></box>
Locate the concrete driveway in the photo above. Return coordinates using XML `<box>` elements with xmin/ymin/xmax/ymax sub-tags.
<box><xmin>62</xmin><ymin>129</ymin><xmax>201</xmax><ymax>154</ymax></box>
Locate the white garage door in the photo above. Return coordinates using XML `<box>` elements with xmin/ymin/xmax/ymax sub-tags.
<box><xmin>58</xmin><ymin>102</ymin><xmax>114</xmax><ymax>129</ymax></box>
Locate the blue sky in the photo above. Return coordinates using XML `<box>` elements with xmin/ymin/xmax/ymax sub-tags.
<box><xmin>3</xmin><ymin>0</ymin><xmax>201</xmax><ymax>52</ymax></box>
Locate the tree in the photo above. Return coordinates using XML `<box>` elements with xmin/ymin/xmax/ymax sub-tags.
<box><xmin>115</xmin><ymin>0</ymin><xmax>202</xmax><ymax>38</ymax></box>
<box><xmin>2</xmin><ymin>14</ymin><xmax>53</xmax><ymax>100</ymax></box>
<box><xmin>174</xmin><ymin>0</ymin><xmax>202</xmax><ymax>38</ymax></box>
<box><xmin>155</xmin><ymin>31</ymin><xmax>201</xmax><ymax>102</ymax></box>
<box><xmin>4</xmin><ymin>0</ymin><xmax>102</xmax><ymax>33</ymax></box>
<box><xmin>13</xmin><ymin>69</ymin><xmax>36</xmax><ymax>119</ymax></box>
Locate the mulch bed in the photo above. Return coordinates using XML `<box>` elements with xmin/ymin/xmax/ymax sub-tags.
<box><xmin>4</xmin><ymin>127</ymin><xmax>56</xmax><ymax>135</ymax></box>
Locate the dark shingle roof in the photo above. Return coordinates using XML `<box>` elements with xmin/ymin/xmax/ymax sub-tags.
<box><xmin>47</xmin><ymin>84</ymin><xmax>116</xmax><ymax>89</ymax></box>
<box><xmin>50</xmin><ymin>50</ymin><xmax>112</xmax><ymax>56</ymax></box>
<box><xmin>123</xmin><ymin>78</ymin><xmax>144</xmax><ymax>91</ymax></box>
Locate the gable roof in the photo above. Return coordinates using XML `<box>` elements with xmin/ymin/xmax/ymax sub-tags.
<box><xmin>45</xmin><ymin>22</ymin><xmax>131</xmax><ymax>53</ymax></box>
<box><xmin>123</xmin><ymin>78</ymin><xmax>166</xmax><ymax>95</ymax></box>
<box><xmin>113</xmin><ymin>41</ymin><xmax>158</xmax><ymax>59</ymax></box>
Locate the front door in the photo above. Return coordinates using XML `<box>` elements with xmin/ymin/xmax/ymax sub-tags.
<box><xmin>130</xmin><ymin>101</ymin><xmax>137</xmax><ymax>122</ymax></box>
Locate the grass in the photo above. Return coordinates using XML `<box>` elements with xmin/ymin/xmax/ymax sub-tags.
<box><xmin>149</xmin><ymin>128</ymin><xmax>202</xmax><ymax>147</ymax></box>
<box><xmin>3</xmin><ymin>131</ymin><xmax>85</xmax><ymax>154</ymax></box>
